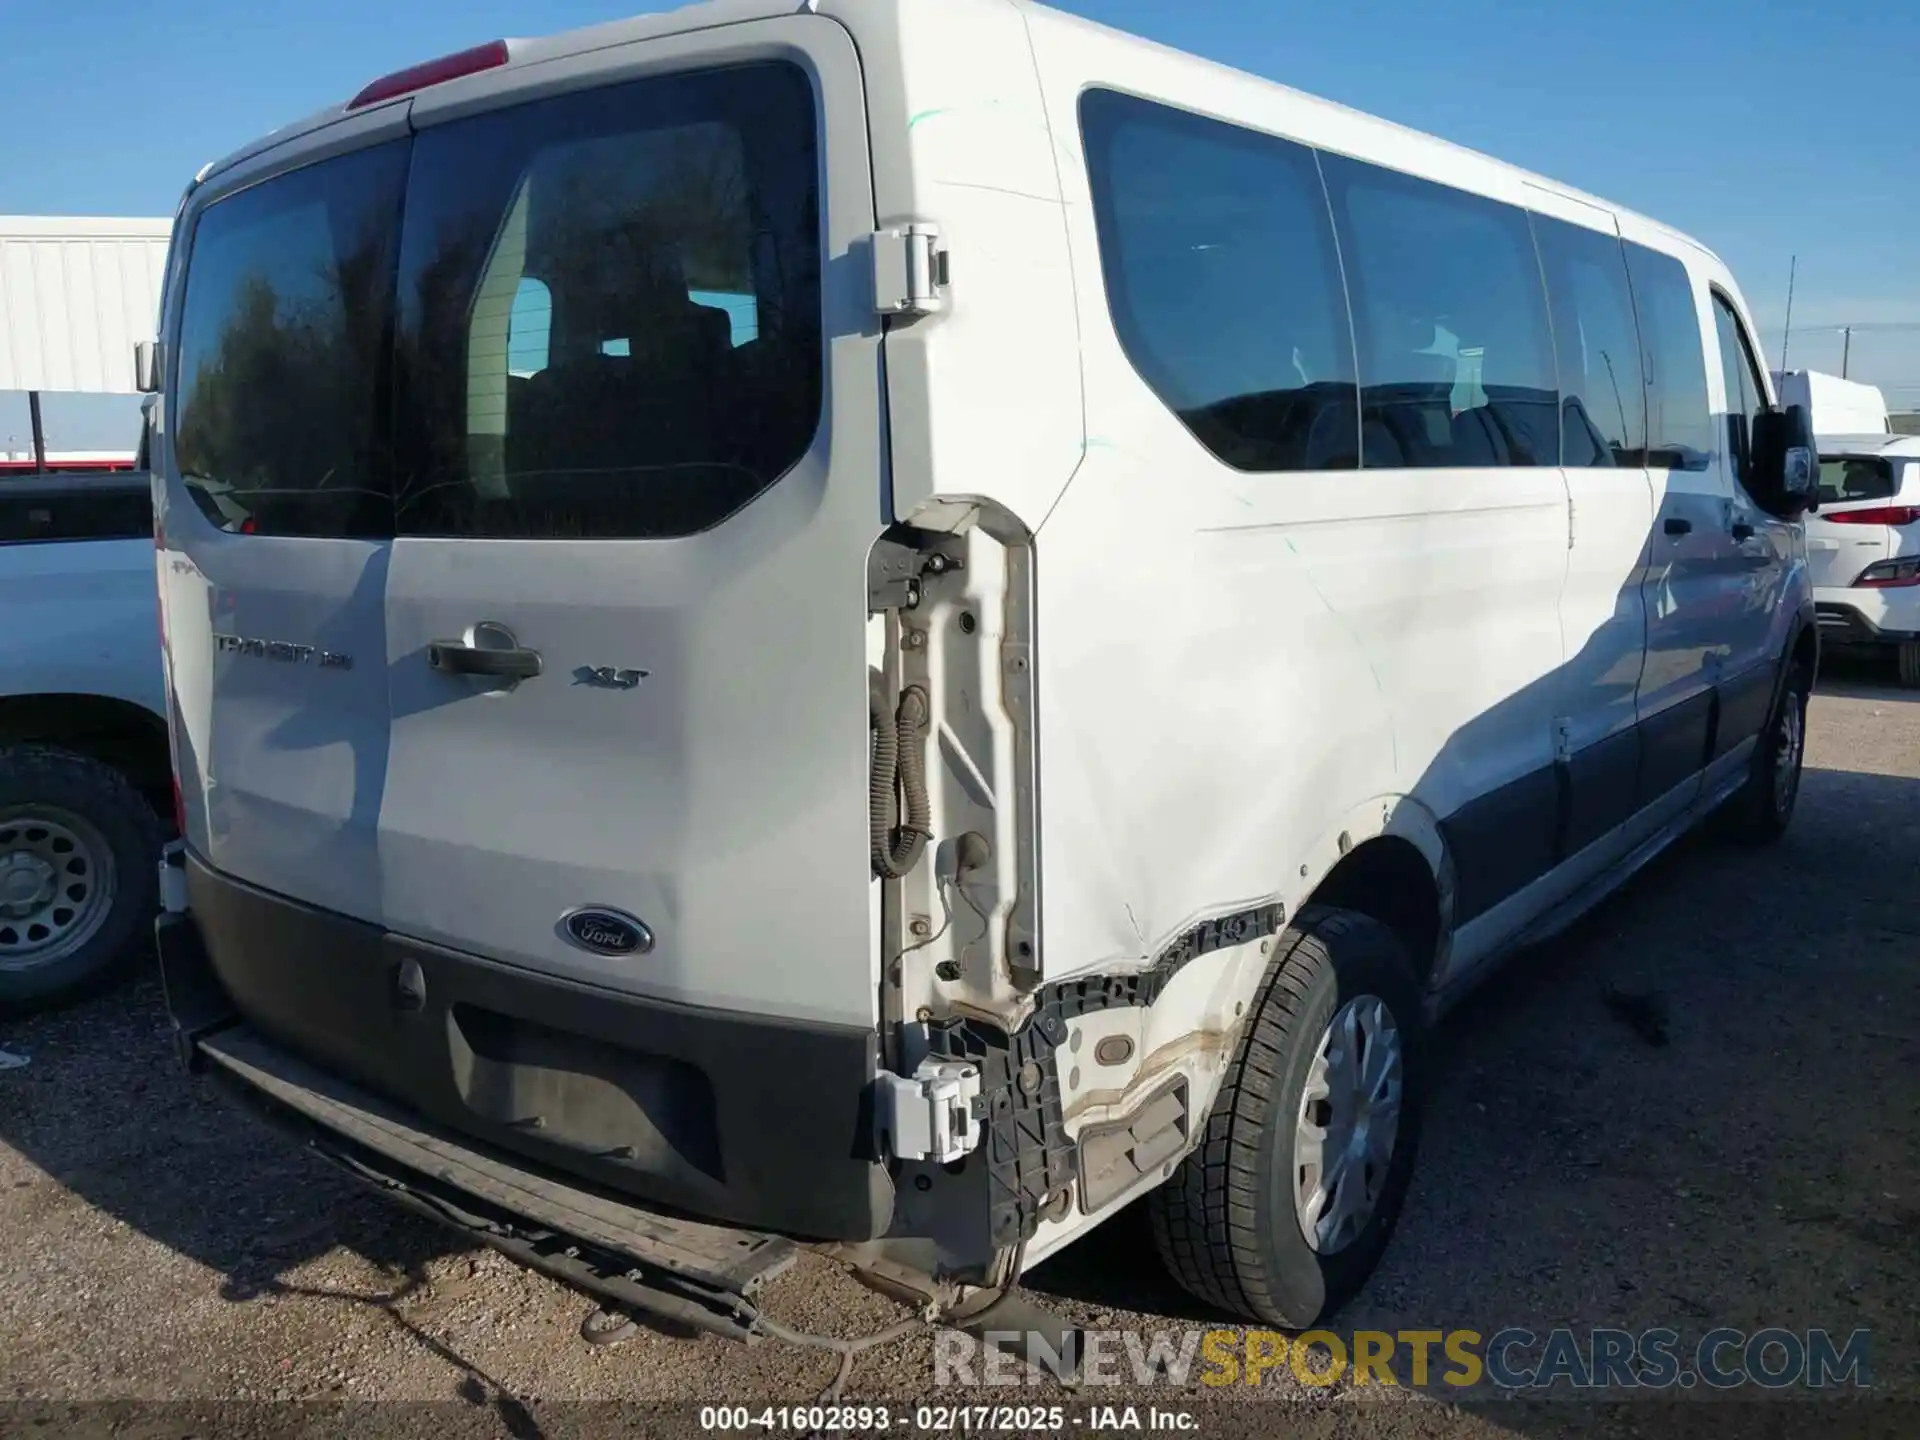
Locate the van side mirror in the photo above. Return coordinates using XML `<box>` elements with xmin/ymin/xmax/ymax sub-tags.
<box><xmin>133</xmin><ymin>340</ymin><xmax>159</xmax><ymax>395</ymax></box>
<box><xmin>1751</xmin><ymin>403</ymin><xmax>1818</xmax><ymax>518</ymax></box>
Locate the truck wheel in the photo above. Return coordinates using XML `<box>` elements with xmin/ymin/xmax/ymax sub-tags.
<box><xmin>1898</xmin><ymin>642</ymin><xmax>1920</xmax><ymax>690</ymax></box>
<box><xmin>1718</xmin><ymin>657</ymin><xmax>1811</xmax><ymax>845</ymax></box>
<box><xmin>1149</xmin><ymin>905</ymin><xmax>1425</xmax><ymax>1329</ymax></box>
<box><xmin>0</xmin><ymin>746</ymin><xmax>165</xmax><ymax>1016</ymax></box>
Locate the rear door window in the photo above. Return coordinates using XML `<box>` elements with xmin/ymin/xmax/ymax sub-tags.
<box><xmin>171</xmin><ymin>140</ymin><xmax>409</xmax><ymax>538</ymax></box>
<box><xmin>390</xmin><ymin>61</ymin><xmax>822</xmax><ymax>539</ymax></box>
<box><xmin>1817</xmin><ymin>456</ymin><xmax>1898</xmax><ymax>505</ymax></box>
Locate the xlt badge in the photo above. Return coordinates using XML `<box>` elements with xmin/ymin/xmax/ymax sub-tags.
<box><xmin>573</xmin><ymin>665</ymin><xmax>648</xmax><ymax>690</ymax></box>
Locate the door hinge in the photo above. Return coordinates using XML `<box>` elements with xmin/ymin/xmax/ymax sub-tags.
<box><xmin>877</xmin><ymin>1057</ymin><xmax>983</xmax><ymax>1163</ymax></box>
<box><xmin>1553</xmin><ymin>716</ymin><xmax>1573</xmax><ymax>764</ymax></box>
<box><xmin>872</xmin><ymin>223</ymin><xmax>948</xmax><ymax>317</ymax></box>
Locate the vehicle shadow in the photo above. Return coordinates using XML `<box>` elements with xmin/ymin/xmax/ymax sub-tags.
<box><xmin>0</xmin><ymin>973</ymin><xmax>691</xmax><ymax>1420</ymax></box>
<box><xmin>1815</xmin><ymin>647</ymin><xmax>1920</xmax><ymax>702</ymax></box>
<box><xmin>1027</xmin><ymin>761</ymin><xmax>1920</xmax><ymax>1387</ymax></box>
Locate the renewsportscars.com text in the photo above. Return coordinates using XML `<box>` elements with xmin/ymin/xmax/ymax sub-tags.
<box><xmin>935</xmin><ymin>1325</ymin><xmax>1873</xmax><ymax>1393</ymax></box>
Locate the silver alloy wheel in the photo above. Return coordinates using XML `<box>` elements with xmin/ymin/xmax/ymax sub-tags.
<box><xmin>0</xmin><ymin>807</ymin><xmax>117</xmax><ymax>973</ymax></box>
<box><xmin>1774</xmin><ymin>684</ymin><xmax>1805</xmax><ymax>820</ymax></box>
<box><xmin>1293</xmin><ymin>994</ymin><xmax>1404</xmax><ymax>1255</ymax></box>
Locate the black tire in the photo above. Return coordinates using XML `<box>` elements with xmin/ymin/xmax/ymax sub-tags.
<box><xmin>1148</xmin><ymin>905</ymin><xmax>1426</xmax><ymax>1329</ymax></box>
<box><xmin>1717</xmin><ymin>655</ymin><xmax>1811</xmax><ymax>845</ymax></box>
<box><xmin>1898</xmin><ymin>642</ymin><xmax>1920</xmax><ymax>690</ymax></box>
<box><xmin>0</xmin><ymin>745</ymin><xmax>166</xmax><ymax>1016</ymax></box>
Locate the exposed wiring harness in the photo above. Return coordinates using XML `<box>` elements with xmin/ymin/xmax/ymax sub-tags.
<box><xmin>871</xmin><ymin>683</ymin><xmax>933</xmax><ymax>879</ymax></box>
<box><xmin>581</xmin><ymin>1246</ymin><xmax>1030</xmax><ymax>1437</ymax></box>
<box><xmin>756</xmin><ymin>1310</ymin><xmax>934</xmax><ymax>1409</ymax></box>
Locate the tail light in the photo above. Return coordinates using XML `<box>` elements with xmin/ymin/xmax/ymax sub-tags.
<box><xmin>1854</xmin><ymin>556</ymin><xmax>1920</xmax><ymax>588</ymax></box>
<box><xmin>171</xmin><ymin>775</ymin><xmax>187</xmax><ymax>836</ymax></box>
<box><xmin>348</xmin><ymin>41</ymin><xmax>509</xmax><ymax>110</ymax></box>
<box><xmin>1823</xmin><ymin>506</ymin><xmax>1920</xmax><ymax>526</ymax></box>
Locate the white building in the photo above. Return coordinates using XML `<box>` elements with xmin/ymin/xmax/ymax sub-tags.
<box><xmin>0</xmin><ymin>215</ymin><xmax>172</xmax><ymax>468</ymax></box>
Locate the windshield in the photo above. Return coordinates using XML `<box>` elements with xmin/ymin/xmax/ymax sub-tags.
<box><xmin>1817</xmin><ymin>455</ymin><xmax>1898</xmax><ymax>506</ymax></box>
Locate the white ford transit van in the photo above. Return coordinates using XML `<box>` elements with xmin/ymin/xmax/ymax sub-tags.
<box><xmin>151</xmin><ymin>0</ymin><xmax>1822</xmax><ymax>1337</ymax></box>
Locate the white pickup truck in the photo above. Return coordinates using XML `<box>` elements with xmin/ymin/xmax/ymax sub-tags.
<box><xmin>0</xmin><ymin>470</ymin><xmax>169</xmax><ymax>1013</ymax></box>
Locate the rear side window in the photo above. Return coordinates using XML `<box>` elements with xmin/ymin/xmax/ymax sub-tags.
<box><xmin>392</xmin><ymin>61</ymin><xmax>821</xmax><ymax>538</ymax></box>
<box><xmin>1530</xmin><ymin>214</ymin><xmax>1647</xmax><ymax>468</ymax></box>
<box><xmin>172</xmin><ymin>140</ymin><xmax>408</xmax><ymax>538</ymax></box>
<box><xmin>1320</xmin><ymin>156</ymin><xmax>1559</xmax><ymax>470</ymax></box>
<box><xmin>1079</xmin><ymin>89</ymin><xmax>1360</xmax><ymax>473</ymax></box>
<box><xmin>1817</xmin><ymin>456</ymin><xmax>1898</xmax><ymax>505</ymax></box>
<box><xmin>1622</xmin><ymin>244</ymin><xmax>1712</xmax><ymax>472</ymax></box>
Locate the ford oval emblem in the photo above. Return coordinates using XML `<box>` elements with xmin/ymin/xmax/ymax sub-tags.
<box><xmin>560</xmin><ymin>907</ymin><xmax>654</xmax><ymax>957</ymax></box>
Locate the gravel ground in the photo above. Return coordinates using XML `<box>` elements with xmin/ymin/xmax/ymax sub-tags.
<box><xmin>2</xmin><ymin>659</ymin><xmax>1916</xmax><ymax>1438</ymax></box>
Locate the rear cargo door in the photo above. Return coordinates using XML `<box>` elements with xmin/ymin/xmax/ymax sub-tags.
<box><xmin>160</xmin><ymin>120</ymin><xmax>413</xmax><ymax>924</ymax></box>
<box><xmin>379</xmin><ymin>20</ymin><xmax>884</xmax><ymax>1027</ymax></box>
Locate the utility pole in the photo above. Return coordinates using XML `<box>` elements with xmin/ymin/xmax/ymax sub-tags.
<box><xmin>1841</xmin><ymin>325</ymin><xmax>1852</xmax><ymax>379</ymax></box>
<box><xmin>1779</xmin><ymin>256</ymin><xmax>1798</xmax><ymax>373</ymax></box>
<box><xmin>27</xmin><ymin>390</ymin><xmax>47</xmax><ymax>472</ymax></box>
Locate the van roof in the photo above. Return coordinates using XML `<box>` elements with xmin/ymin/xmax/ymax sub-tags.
<box><xmin>1016</xmin><ymin>0</ymin><xmax>1711</xmax><ymax>263</ymax></box>
<box><xmin>193</xmin><ymin>0</ymin><xmax>1717</xmax><ymax>268</ymax></box>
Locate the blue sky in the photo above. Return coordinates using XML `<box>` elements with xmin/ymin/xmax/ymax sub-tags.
<box><xmin>5</xmin><ymin>0</ymin><xmax>1918</xmax><ymax>451</ymax></box>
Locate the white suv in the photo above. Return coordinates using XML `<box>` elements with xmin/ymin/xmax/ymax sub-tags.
<box><xmin>1807</xmin><ymin>435</ymin><xmax>1920</xmax><ymax>685</ymax></box>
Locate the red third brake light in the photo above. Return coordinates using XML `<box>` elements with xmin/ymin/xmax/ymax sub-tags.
<box><xmin>348</xmin><ymin>40</ymin><xmax>509</xmax><ymax>110</ymax></box>
<box><xmin>1823</xmin><ymin>506</ymin><xmax>1920</xmax><ymax>527</ymax></box>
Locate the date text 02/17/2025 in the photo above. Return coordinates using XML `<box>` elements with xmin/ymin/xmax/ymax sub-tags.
<box><xmin>696</xmin><ymin>1405</ymin><xmax>1199</xmax><ymax>1432</ymax></box>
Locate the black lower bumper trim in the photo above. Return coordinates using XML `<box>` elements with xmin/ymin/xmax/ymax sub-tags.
<box><xmin>160</xmin><ymin>848</ymin><xmax>893</xmax><ymax>1244</ymax></box>
<box><xmin>1817</xmin><ymin>601</ymin><xmax>1919</xmax><ymax>645</ymax></box>
<box><xmin>198</xmin><ymin>1024</ymin><xmax>793</xmax><ymax>1342</ymax></box>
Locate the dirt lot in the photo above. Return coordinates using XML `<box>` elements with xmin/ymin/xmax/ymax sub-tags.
<box><xmin>3</xmin><ymin>661</ymin><xmax>1916</xmax><ymax>1437</ymax></box>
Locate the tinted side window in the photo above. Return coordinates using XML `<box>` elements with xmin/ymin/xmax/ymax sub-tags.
<box><xmin>1320</xmin><ymin>155</ymin><xmax>1558</xmax><ymax>469</ymax></box>
<box><xmin>1622</xmin><ymin>244</ymin><xmax>1712</xmax><ymax>472</ymax></box>
<box><xmin>1817</xmin><ymin>455</ymin><xmax>1897</xmax><ymax>505</ymax></box>
<box><xmin>392</xmin><ymin>62</ymin><xmax>822</xmax><ymax>539</ymax></box>
<box><xmin>1079</xmin><ymin>89</ymin><xmax>1359</xmax><ymax>472</ymax></box>
<box><xmin>1531</xmin><ymin>214</ymin><xmax>1646</xmax><ymax>468</ymax></box>
<box><xmin>172</xmin><ymin>140</ymin><xmax>408</xmax><ymax>538</ymax></box>
<box><xmin>1711</xmin><ymin>294</ymin><xmax>1771</xmax><ymax>491</ymax></box>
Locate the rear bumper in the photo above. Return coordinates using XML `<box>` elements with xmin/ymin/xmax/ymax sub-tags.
<box><xmin>1815</xmin><ymin>591</ymin><xmax>1920</xmax><ymax>645</ymax></box>
<box><xmin>158</xmin><ymin>847</ymin><xmax>894</xmax><ymax>1252</ymax></box>
<box><xmin>185</xmin><ymin>1017</ymin><xmax>795</xmax><ymax>1340</ymax></box>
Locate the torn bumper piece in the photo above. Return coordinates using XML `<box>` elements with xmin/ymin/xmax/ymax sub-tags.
<box><xmin>156</xmin><ymin>910</ymin><xmax>796</xmax><ymax>1343</ymax></box>
<box><xmin>203</xmin><ymin>1024</ymin><xmax>796</xmax><ymax>1341</ymax></box>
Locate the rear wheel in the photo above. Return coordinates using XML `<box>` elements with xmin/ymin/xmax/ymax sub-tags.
<box><xmin>0</xmin><ymin>747</ymin><xmax>164</xmax><ymax>1016</ymax></box>
<box><xmin>1718</xmin><ymin>657</ymin><xmax>1810</xmax><ymax>844</ymax></box>
<box><xmin>1149</xmin><ymin>905</ymin><xmax>1425</xmax><ymax>1328</ymax></box>
<box><xmin>1898</xmin><ymin>641</ymin><xmax>1920</xmax><ymax>690</ymax></box>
